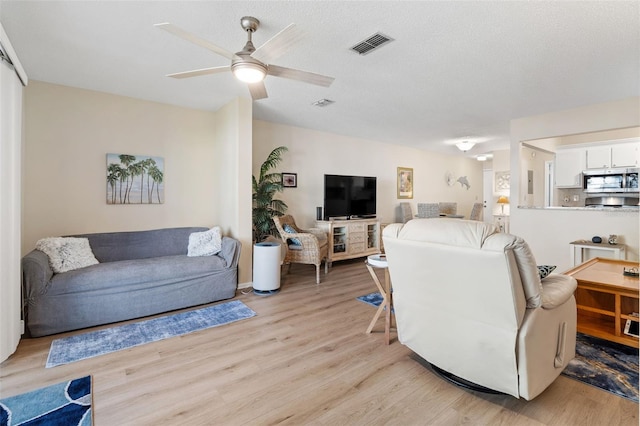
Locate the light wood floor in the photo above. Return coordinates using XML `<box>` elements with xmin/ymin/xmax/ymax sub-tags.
<box><xmin>1</xmin><ymin>259</ymin><xmax>638</xmax><ymax>425</ymax></box>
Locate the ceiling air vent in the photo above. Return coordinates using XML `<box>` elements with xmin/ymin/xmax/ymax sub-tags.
<box><xmin>350</xmin><ymin>32</ymin><xmax>394</xmax><ymax>55</ymax></box>
<box><xmin>312</xmin><ymin>99</ymin><xmax>335</xmax><ymax>107</ymax></box>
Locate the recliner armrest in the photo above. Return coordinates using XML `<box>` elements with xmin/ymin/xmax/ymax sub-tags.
<box><xmin>540</xmin><ymin>274</ymin><xmax>577</xmax><ymax>309</ymax></box>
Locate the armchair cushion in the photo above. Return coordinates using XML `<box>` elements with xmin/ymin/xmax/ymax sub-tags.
<box><xmin>283</xmin><ymin>224</ymin><xmax>302</xmax><ymax>246</ymax></box>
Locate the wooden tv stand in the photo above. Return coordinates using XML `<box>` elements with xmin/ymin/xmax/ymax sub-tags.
<box><xmin>316</xmin><ymin>219</ymin><xmax>380</xmax><ymax>263</ymax></box>
<box><xmin>564</xmin><ymin>257</ymin><xmax>639</xmax><ymax>348</ymax></box>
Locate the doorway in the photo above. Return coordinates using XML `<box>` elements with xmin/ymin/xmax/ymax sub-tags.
<box><xmin>482</xmin><ymin>169</ymin><xmax>494</xmax><ymax>224</ymax></box>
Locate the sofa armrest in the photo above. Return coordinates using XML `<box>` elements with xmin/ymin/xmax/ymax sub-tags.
<box><xmin>22</xmin><ymin>249</ymin><xmax>54</xmax><ymax>302</ymax></box>
<box><xmin>540</xmin><ymin>274</ymin><xmax>577</xmax><ymax>309</ymax></box>
<box><xmin>219</xmin><ymin>237</ymin><xmax>241</xmax><ymax>268</ymax></box>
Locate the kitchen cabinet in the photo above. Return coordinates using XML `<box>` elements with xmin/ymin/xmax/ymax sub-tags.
<box><xmin>586</xmin><ymin>142</ymin><xmax>639</xmax><ymax>169</ymax></box>
<box><xmin>555</xmin><ymin>148</ymin><xmax>586</xmax><ymax>188</ymax></box>
<box><xmin>611</xmin><ymin>143</ymin><xmax>639</xmax><ymax>168</ymax></box>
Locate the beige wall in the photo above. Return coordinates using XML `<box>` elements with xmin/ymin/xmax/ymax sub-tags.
<box><xmin>213</xmin><ymin>98</ymin><xmax>253</xmax><ymax>284</ymax></box>
<box><xmin>23</xmin><ymin>82</ymin><xmax>253</xmax><ymax>285</ymax></box>
<box><xmin>253</xmin><ymin>120</ymin><xmax>484</xmax><ymax>229</ymax></box>
<box><xmin>510</xmin><ymin>97</ymin><xmax>640</xmax><ymax>271</ymax></box>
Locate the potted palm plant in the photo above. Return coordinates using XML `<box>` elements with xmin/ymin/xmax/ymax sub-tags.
<box><xmin>252</xmin><ymin>146</ymin><xmax>288</xmax><ymax>242</ymax></box>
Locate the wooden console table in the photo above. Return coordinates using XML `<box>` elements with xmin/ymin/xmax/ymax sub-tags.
<box><xmin>564</xmin><ymin>257</ymin><xmax>639</xmax><ymax>347</ymax></box>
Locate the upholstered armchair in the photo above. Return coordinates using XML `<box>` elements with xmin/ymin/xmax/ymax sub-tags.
<box><xmin>273</xmin><ymin>215</ymin><xmax>329</xmax><ymax>284</ymax></box>
<box><xmin>383</xmin><ymin>219</ymin><xmax>577</xmax><ymax>400</ymax></box>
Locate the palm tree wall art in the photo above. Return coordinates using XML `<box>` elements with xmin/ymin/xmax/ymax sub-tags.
<box><xmin>106</xmin><ymin>153</ymin><xmax>164</xmax><ymax>204</ymax></box>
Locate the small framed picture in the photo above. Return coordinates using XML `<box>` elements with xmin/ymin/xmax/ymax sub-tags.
<box><xmin>282</xmin><ymin>172</ymin><xmax>297</xmax><ymax>188</ymax></box>
<box><xmin>397</xmin><ymin>167</ymin><xmax>413</xmax><ymax>199</ymax></box>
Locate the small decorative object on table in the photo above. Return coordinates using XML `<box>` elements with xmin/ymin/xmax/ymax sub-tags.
<box><xmin>592</xmin><ymin>236</ymin><xmax>602</xmax><ymax>243</ymax></box>
<box><xmin>623</xmin><ymin>267</ymin><xmax>639</xmax><ymax>277</ymax></box>
<box><xmin>608</xmin><ymin>234</ymin><xmax>618</xmax><ymax>245</ymax></box>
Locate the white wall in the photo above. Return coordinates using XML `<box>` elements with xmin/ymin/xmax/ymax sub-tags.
<box><xmin>510</xmin><ymin>97</ymin><xmax>640</xmax><ymax>272</ymax></box>
<box><xmin>253</xmin><ymin>120</ymin><xmax>483</xmax><ymax>229</ymax></box>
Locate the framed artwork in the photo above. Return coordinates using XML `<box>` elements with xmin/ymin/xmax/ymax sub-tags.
<box><xmin>106</xmin><ymin>153</ymin><xmax>164</xmax><ymax>204</ymax></box>
<box><xmin>495</xmin><ymin>171</ymin><xmax>510</xmax><ymax>191</ymax></box>
<box><xmin>282</xmin><ymin>172</ymin><xmax>297</xmax><ymax>188</ymax></box>
<box><xmin>397</xmin><ymin>167</ymin><xmax>413</xmax><ymax>199</ymax></box>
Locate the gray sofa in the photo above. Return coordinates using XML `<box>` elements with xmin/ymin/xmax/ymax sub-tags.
<box><xmin>22</xmin><ymin>227</ymin><xmax>241</xmax><ymax>337</ymax></box>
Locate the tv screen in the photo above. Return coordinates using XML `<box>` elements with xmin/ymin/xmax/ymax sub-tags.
<box><xmin>324</xmin><ymin>174</ymin><xmax>377</xmax><ymax>220</ymax></box>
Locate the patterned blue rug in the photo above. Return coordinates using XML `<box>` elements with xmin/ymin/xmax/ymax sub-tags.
<box><xmin>46</xmin><ymin>300</ymin><xmax>256</xmax><ymax>368</ymax></box>
<box><xmin>357</xmin><ymin>292</ymin><xmax>639</xmax><ymax>402</ymax></box>
<box><xmin>562</xmin><ymin>332</ymin><xmax>638</xmax><ymax>403</ymax></box>
<box><xmin>0</xmin><ymin>376</ymin><xmax>92</xmax><ymax>425</ymax></box>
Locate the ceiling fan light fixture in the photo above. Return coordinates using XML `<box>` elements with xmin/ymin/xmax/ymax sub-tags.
<box><xmin>455</xmin><ymin>141</ymin><xmax>476</xmax><ymax>152</ymax></box>
<box><xmin>232</xmin><ymin>61</ymin><xmax>267</xmax><ymax>83</ymax></box>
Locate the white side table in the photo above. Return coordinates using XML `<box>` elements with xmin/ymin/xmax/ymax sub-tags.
<box><xmin>493</xmin><ymin>215</ymin><xmax>510</xmax><ymax>233</ymax></box>
<box><xmin>569</xmin><ymin>241</ymin><xmax>626</xmax><ymax>266</ymax></box>
<box><xmin>365</xmin><ymin>254</ymin><xmax>394</xmax><ymax>345</ymax></box>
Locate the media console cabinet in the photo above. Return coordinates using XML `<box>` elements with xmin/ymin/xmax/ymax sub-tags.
<box><xmin>316</xmin><ymin>219</ymin><xmax>380</xmax><ymax>264</ymax></box>
<box><xmin>564</xmin><ymin>257</ymin><xmax>639</xmax><ymax>348</ymax></box>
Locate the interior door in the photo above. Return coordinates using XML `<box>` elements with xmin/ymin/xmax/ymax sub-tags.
<box><xmin>482</xmin><ymin>169</ymin><xmax>494</xmax><ymax>224</ymax></box>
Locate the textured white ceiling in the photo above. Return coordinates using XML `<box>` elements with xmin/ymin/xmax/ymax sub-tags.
<box><xmin>1</xmin><ymin>1</ymin><xmax>639</xmax><ymax>157</ymax></box>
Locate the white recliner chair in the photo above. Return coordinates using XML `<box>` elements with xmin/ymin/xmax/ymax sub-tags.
<box><xmin>383</xmin><ymin>219</ymin><xmax>577</xmax><ymax>400</ymax></box>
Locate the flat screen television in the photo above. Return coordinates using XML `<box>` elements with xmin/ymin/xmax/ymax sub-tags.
<box><xmin>324</xmin><ymin>174</ymin><xmax>377</xmax><ymax>220</ymax></box>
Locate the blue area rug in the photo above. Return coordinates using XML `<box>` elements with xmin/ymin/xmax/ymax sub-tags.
<box><xmin>357</xmin><ymin>292</ymin><xmax>639</xmax><ymax>402</ymax></box>
<box><xmin>46</xmin><ymin>300</ymin><xmax>256</xmax><ymax>368</ymax></box>
<box><xmin>562</xmin><ymin>332</ymin><xmax>639</xmax><ymax>403</ymax></box>
<box><xmin>0</xmin><ymin>376</ymin><xmax>92</xmax><ymax>425</ymax></box>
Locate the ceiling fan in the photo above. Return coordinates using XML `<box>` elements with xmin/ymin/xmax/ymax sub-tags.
<box><xmin>155</xmin><ymin>16</ymin><xmax>334</xmax><ymax>100</ymax></box>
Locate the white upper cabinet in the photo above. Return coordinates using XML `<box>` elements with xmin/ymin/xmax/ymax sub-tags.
<box><xmin>586</xmin><ymin>142</ymin><xmax>639</xmax><ymax>169</ymax></box>
<box><xmin>585</xmin><ymin>146</ymin><xmax>611</xmax><ymax>169</ymax></box>
<box><xmin>555</xmin><ymin>148</ymin><xmax>586</xmax><ymax>188</ymax></box>
<box><xmin>611</xmin><ymin>143</ymin><xmax>638</xmax><ymax>167</ymax></box>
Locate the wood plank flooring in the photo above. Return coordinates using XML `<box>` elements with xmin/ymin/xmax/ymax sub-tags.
<box><xmin>1</xmin><ymin>259</ymin><xmax>638</xmax><ymax>425</ymax></box>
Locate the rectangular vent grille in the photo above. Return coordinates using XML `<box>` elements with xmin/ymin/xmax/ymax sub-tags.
<box><xmin>312</xmin><ymin>99</ymin><xmax>335</xmax><ymax>107</ymax></box>
<box><xmin>350</xmin><ymin>32</ymin><xmax>394</xmax><ymax>55</ymax></box>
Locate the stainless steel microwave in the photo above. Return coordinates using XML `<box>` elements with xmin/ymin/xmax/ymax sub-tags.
<box><xmin>583</xmin><ymin>167</ymin><xmax>639</xmax><ymax>193</ymax></box>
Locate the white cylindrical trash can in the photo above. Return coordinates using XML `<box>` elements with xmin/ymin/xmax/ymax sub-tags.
<box><xmin>253</xmin><ymin>241</ymin><xmax>281</xmax><ymax>295</ymax></box>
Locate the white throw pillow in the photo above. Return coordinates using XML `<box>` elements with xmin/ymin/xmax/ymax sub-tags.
<box><xmin>35</xmin><ymin>237</ymin><xmax>99</xmax><ymax>273</ymax></box>
<box><xmin>188</xmin><ymin>227</ymin><xmax>222</xmax><ymax>257</ymax></box>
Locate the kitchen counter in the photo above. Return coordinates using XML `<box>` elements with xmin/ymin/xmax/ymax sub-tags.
<box><xmin>518</xmin><ymin>205</ymin><xmax>639</xmax><ymax>212</ymax></box>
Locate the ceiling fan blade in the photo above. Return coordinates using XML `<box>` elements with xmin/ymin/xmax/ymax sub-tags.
<box><xmin>166</xmin><ymin>66</ymin><xmax>230</xmax><ymax>79</ymax></box>
<box><xmin>248</xmin><ymin>81</ymin><xmax>268</xmax><ymax>100</ymax></box>
<box><xmin>268</xmin><ymin>65</ymin><xmax>334</xmax><ymax>87</ymax></box>
<box><xmin>155</xmin><ymin>23</ymin><xmax>239</xmax><ymax>60</ymax></box>
<box><xmin>251</xmin><ymin>23</ymin><xmax>304</xmax><ymax>64</ymax></box>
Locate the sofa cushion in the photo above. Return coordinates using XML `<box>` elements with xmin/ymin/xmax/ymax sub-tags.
<box><xmin>188</xmin><ymin>227</ymin><xmax>222</xmax><ymax>257</ymax></box>
<box><xmin>35</xmin><ymin>237</ymin><xmax>99</xmax><ymax>273</ymax></box>
<box><xmin>48</xmin><ymin>254</ymin><xmax>228</xmax><ymax>295</ymax></box>
<box><xmin>73</xmin><ymin>227</ymin><xmax>209</xmax><ymax>262</ymax></box>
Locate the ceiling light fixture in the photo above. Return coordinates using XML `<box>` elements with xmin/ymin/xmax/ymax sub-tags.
<box><xmin>231</xmin><ymin>59</ymin><xmax>267</xmax><ymax>83</ymax></box>
<box><xmin>476</xmin><ymin>155</ymin><xmax>487</xmax><ymax>161</ymax></box>
<box><xmin>455</xmin><ymin>141</ymin><xmax>476</xmax><ymax>152</ymax></box>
